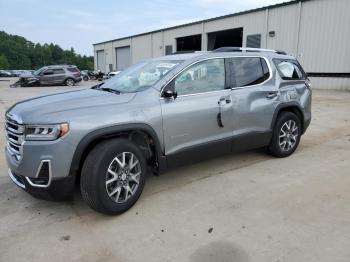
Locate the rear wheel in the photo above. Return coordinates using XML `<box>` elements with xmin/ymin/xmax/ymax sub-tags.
<box><xmin>267</xmin><ymin>111</ymin><xmax>301</xmax><ymax>157</ymax></box>
<box><xmin>65</xmin><ymin>78</ymin><xmax>75</xmax><ymax>86</ymax></box>
<box><xmin>80</xmin><ymin>139</ymin><xmax>147</xmax><ymax>215</ymax></box>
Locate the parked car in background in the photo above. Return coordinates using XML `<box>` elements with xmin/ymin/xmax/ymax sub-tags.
<box><xmin>5</xmin><ymin>47</ymin><xmax>311</xmax><ymax>214</ymax></box>
<box><xmin>0</xmin><ymin>70</ymin><xmax>12</xmax><ymax>77</ymax></box>
<box><xmin>11</xmin><ymin>65</ymin><xmax>82</xmax><ymax>87</ymax></box>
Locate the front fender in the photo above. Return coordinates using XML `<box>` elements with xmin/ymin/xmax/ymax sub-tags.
<box><xmin>68</xmin><ymin>123</ymin><xmax>167</xmax><ymax>178</ymax></box>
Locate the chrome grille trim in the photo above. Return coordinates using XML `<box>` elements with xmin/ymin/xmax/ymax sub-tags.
<box><xmin>5</xmin><ymin>114</ymin><xmax>24</xmax><ymax>162</ymax></box>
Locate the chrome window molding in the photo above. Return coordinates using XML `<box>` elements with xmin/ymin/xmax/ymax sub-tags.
<box><xmin>160</xmin><ymin>55</ymin><xmax>273</xmax><ymax>99</ymax></box>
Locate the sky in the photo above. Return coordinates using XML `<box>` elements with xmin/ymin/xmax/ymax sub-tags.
<box><xmin>0</xmin><ymin>0</ymin><xmax>291</xmax><ymax>56</ymax></box>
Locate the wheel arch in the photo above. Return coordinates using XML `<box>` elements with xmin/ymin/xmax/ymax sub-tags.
<box><xmin>271</xmin><ymin>103</ymin><xmax>305</xmax><ymax>134</ymax></box>
<box><xmin>64</xmin><ymin>77</ymin><xmax>75</xmax><ymax>84</ymax></box>
<box><xmin>69</xmin><ymin>124</ymin><xmax>166</xmax><ymax>181</ymax></box>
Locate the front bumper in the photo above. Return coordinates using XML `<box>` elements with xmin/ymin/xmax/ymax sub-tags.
<box><xmin>7</xmin><ymin>169</ymin><xmax>75</xmax><ymax>201</ymax></box>
<box><xmin>5</xmin><ymin>133</ymin><xmax>77</xmax><ymax>201</ymax></box>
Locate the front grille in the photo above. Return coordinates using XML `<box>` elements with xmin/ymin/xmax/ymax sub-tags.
<box><xmin>5</xmin><ymin>114</ymin><xmax>24</xmax><ymax>162</ymax></box>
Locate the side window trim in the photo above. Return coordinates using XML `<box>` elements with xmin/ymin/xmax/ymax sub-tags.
<box><xmin>161</xmin><ymin>56</ymin><xmax>272</xmax><ymax>97</ymax></box>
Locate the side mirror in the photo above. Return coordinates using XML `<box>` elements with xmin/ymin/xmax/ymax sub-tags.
<box><xmin>163</xmin><ymin>89</ymin><xmax>177</xmax><ymax>99</ymax></box>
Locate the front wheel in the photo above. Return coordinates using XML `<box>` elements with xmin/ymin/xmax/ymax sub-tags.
<box><xmin>267</xmin><ymin>111</ymin><xmax>301</xmax><ymax>157</ymax></box>
<box><xmin>80</xmin><ymin>139</ymin><xmax>147</xmax><ymax>215</ymax></box>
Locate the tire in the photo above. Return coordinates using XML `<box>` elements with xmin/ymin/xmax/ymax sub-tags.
<box><xmin>80</xmin><ymin>139</ymin><xmax>147</xmax><ymax>215</ymax></box>
<box><xmin>83</xmin><ymin>76</ymin><xmax>89</xmax><ymax>81</ymax></box>
<box><xmin>65</xmin><ymin>78</ymin><xmax>75</xmax><ymax>86</ymax></box>
<box><xmin>267</xmin><ymin>111</ymin><xmax>301</xmax><ymax>158</ymax></box>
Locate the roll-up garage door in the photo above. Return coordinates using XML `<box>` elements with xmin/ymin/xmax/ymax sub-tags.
<box><xmin>116</xmin><ymin>46</ymin><xmax>131</xmax><ymax>71</ymax></box>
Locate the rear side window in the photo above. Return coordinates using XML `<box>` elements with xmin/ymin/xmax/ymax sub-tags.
<box><xmin>274</xmin><ymin>59</ymin><xmax>305</xmax><ymax>80</ymax></box>
<box><xmin>53</xmin><ymin>68</ymin><xmax>65</xmax><ymax>74</ymax></box>
<box><xmin>67</xmin><ymin>67</ymin><xmax>79</xmax><ymax>73</ymax></box>
<box><xmin>232</xmin><ymin>57</ymin><xmax>270</xmax><ymax>87</ymax></box>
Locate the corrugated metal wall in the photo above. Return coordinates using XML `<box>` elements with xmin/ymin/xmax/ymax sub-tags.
<box><xmin>94</xmin><ymin>0</ymin><xmax>350</xmax><ymax>89</ymax></box>
<box><xmin>297</xmin><ymin>0</ymin><xmax>350</xmax><ymax>73</ymax></box>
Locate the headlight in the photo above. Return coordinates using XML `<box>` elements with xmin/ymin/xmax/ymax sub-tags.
<box><xmin>25</xmin><ymin>123</ymin><xmax>69</xmax><ymax>141</ymax></box>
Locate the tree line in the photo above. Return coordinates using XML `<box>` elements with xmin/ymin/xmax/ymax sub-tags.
<box><xmin>0</xmin><ymin>31</ymin><xmax>94</xmax><ymax>70</ymax></box>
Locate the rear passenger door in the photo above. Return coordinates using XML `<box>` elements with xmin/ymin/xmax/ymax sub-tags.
<box><xmin>52</xmin><ymin>68</ymin><xmax>66</xmax><ymax>84</ymax></box>
<box><xmin>228</xmin><ymin>56</ymin><xmax>279</xmax><ymax>149</ymax></box>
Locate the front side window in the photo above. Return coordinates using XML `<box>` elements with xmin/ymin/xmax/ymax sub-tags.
<box><xmin>274</xmin><ymin>59</ymin><xmax>305</xmax><ymax>80</ymax></box>
<box><xmin>99</xmin><ymin>60</ymin><xmax>183</xmax><ymax>93</ymax></box>
<box><xmin>174</xmin><ymin>58</ymin><xmax>225</xmax><ymax>96</ymax></box>
<box><xmin>232</xmin><ymin>57</ymin><xmax>270</xmax><ymax>87</ymax></box>
<box><xmin>33</xmin><ymin>67</ymin><xmax>46</xmax><ymax>76</ymax></box>
<box><xmin>42</xmin><ymin>69</ymin><xmax>54</xmax><ymax>75</ymax></box>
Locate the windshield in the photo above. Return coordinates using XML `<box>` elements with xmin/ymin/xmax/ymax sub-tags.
<box><xmin>99</xmin><ymin>60</ymin><xmax>183</xmax><ymax>93</ymax></box>
<box><xmin>33</xmin><ymin>67</ymin><xmax>46</xmax><ymax>76</ymax></box>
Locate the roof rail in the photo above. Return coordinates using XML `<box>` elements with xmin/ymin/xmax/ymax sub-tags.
<box><xmin>213</xmin><ymin>47</ymin><xmax>288</xmax><ymax>55</ymax></box>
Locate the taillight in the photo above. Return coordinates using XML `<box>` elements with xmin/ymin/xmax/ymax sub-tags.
<box><xmin>74</xmin><ymin>72</ymin><xmax>80</xmax><ymax>77</ymax></box>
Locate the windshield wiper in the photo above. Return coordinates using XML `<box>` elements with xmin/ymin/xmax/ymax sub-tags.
<box><xmin>94</xmin><ymin>86</ymin><xmax>121</xmax><ymax>94</ymax></box>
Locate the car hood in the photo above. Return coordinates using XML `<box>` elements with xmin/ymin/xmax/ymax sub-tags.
<box><xmin>8</xmin><ymin>88</ymin><xmax>136</xmax><ymax>123</ymax></box>
<box><xmin>19</xmin><ymin>72</ymin><xmax>37</xmax><ymax>78</ymax></box>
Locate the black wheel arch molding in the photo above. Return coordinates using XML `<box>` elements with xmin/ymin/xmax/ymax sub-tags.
<box><xmin>270</xmin><ymin>102</ymin><xmax>309</xmax><ymax>134</ymax></box>
<box><xmin>64</xmin><ymin>77</ymin><xmax>76</xmax><ymax>83</ymax></box>
<box><xmin>68</xmin><ymin>123</ymin><xmax>167</xmax><ymax>180</ymax></box>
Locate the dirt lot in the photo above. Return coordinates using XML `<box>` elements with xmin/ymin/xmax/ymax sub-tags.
<box><xmin>0</xmin><ymin>78</ymin><xmax>350</xmax><ymax>262</ymax></box>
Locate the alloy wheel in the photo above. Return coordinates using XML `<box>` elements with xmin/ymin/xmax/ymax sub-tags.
<box><xmin>105</xmin><ymin>152</ymin><xmax>141</xmax><ymax>203</ymax></box>
<box><xmin>279</xmin><ymin>120</ymin><xmax>299</xmax><ymax>151</ymax></box>
<box><xmin>66</xmin><ymin>79</ymin><xmax>74</xmax><ymax>86</ymax></box>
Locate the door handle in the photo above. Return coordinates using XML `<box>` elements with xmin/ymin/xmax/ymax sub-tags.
<box><xmin>218</xmin><ymin>96</ymin><xmax>231</xmax><ymax>104</ymax></box>
<box><xmin>217</xmin><ymin>96</ymin><xmax>231</xmax><ymax>128</ymax></box>
<box><xmin>266</xmin><ymin>92</ymin><xmax>278</xmax><ymax>99</ymax></box>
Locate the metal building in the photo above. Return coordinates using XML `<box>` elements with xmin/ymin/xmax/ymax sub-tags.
<box><xmin>93</xmin><ymin>0</ymin><xmax>350</xmax><ymax>90</ymax></box>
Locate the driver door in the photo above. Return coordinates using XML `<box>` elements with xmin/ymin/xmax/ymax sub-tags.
<box><xmin>160</xmin><ymin>58</ymin><xmax>234</xmax><ymax>167</ymax></box>
<box><xmin>39</xmin><ymin>69</ymin><xmax>54</xmax><ymax>85</ymax></box>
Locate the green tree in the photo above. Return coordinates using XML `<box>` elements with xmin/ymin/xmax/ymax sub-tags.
<box><xmin>0</xmin><ymin>31</ymin><xmax>94</xmax><ymax>70</ymax></box>
<box><xmin>0</xmin><ymin>54</ymin><xmax>10</xmax><ymax>69</ymax></box>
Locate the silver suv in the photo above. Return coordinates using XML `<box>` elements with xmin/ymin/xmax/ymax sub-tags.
<box><xmin>5</xmin><ymin>48</ymin><xmax>312</xmax><ymax>214</ymax></box>
<box><xmin>15</xmin><ymin>65</ymin><xmax>82</xmax><ymax>87</ymax></box>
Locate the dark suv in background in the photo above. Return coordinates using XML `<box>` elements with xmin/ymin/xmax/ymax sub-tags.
<box><xmin>15</xmin><ymin>65</ymin><xmax>82</xmax><ymax>87</ymax></box>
